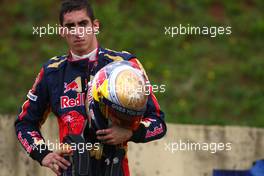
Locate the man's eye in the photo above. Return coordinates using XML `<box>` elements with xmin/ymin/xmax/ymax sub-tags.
<box><xmin>79</xmin><ymin>21</ymin><xmax>88</xmax><ymax>27</ymax></box>
<box><xmin>65</xmin><ymin>24</ymin><xmax>75</xmax><ymax>29</ymax></box>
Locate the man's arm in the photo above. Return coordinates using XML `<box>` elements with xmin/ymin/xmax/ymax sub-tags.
<box><xmin>14</xmin><ymin>67</ymin><xmax>52</xmax><ymax>164</ymax></box>
<box><xmin>14</xmin><ymin>66</ymin><xmax>71</xmax><ymax>175</ymax></box>
<box><xmin>128</xmin><ymin>58</ymin><xmax>167</xmax><ymax>143</ymax></box>
<box><xmin>130</xmin><ymin>92</ymin><xmax>167</xmax><ymax>143</ymax></box>
<box><xmin>96</xmin><ymin>58</ymin><xmax>167</xmax><ymax>144</ymax></box>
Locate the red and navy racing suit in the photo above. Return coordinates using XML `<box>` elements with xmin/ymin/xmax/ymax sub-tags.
<box><xmin>14</xmin><ymin>47</ymin><xmax>167</xmax><ymax>176</ymax></box>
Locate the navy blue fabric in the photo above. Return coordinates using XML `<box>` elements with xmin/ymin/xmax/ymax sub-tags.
<box><xmin>14</xmin><ymin>47</ymin><xmax>167</xmax><ymax>171</ymax></box>
<box><xmin>250</xmin><ymin>160</ymin><xmax>264</xmax><ymax>176</ymax></box>
<box><xmin>213</xmin><ymin>170</ymin><xmax>251</xmax><ymax>176</ymax></box>
<box><xmin>213</xmin><ymin>160</ymin><xmax>264</xmax><ymax>176</ymax></box>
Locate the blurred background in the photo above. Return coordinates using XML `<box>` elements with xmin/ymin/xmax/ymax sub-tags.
<box><xmin>1</xmin><ymin>0</ymin><xmax>264</xmax><ymax>127</ymax></box>
<box><xmin>1</xmin><ymin>0</ymin><xmax>264</xmax><ymax>176</ymax></box>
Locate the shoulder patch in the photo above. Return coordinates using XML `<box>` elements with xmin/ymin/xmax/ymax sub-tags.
<box><xmin>104</xmin><ymin>54</ymin><xmax>124</xmax><ymax>61</ymax></box>
<box><xmin>47</xmin><ymin>58</ymin><xmax>67</xmax><ymax>68</ymax></box>
<box><xmin>121</xmin><ymin>51</ymin><xmax>131</xmax><ymax>54</ymax></box>
<box><xmin>49</xmin><ymin>56</ymin><xmax>60</xmax><ymax>61</ymax></box>
<box><xmin>104</xmin><ymin>48</ymin><xmax>132</xmax><ymax>55</ymax></box>
<box><xmin>104</xmin><ymin>48</ymin><xmax>119</xmax><ymax>53</ymax></box>
<box><xmin>103</xmin><ymin>48</ymin><xmax>135</xmax><ymax>61</ymax></box>
<box><xmin>133</xmin><ymin>59</ymin><xmax>149</xmax><ymax>81</ymax></box>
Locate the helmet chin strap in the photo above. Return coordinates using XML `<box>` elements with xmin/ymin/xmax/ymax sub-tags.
<box><xmin>89</xmin><ymin>101</ymin><xmax>109</xmax><ymax>130</ymax></box>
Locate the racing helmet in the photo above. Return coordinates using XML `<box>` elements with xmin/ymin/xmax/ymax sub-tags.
<box><xmin>91</xmin><ymin>60</ymin><xmax>149</xmax><ymax>130</ymax></box>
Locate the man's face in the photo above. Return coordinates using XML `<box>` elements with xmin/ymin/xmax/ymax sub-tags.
<box><xmin>61</xmin><ymin>9</ymin><xmax>99</xmax><ymax>55</ymax></box>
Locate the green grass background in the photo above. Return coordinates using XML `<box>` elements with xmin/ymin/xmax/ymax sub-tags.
<box><xmin>0</xmin><ymin>0</ymin><xmax>263</xmax><ymax>127</ymax></box>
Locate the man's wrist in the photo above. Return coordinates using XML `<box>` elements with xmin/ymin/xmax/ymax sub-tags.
<box><xmin>129</xmin><ymin>124</ymin><xmax>145</xmax><ymax>143</ymax></box>
<box><xmin>126</xmin><ymin>129</ymin><xmax>133</xmax><ymax>141</ymax></box>
<box><xmin>29</xmin><ymin>144</ymin><xmax>52</xmax><ymax>165</ymax></box>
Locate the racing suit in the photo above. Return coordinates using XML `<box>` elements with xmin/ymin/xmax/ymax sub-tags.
<box><xmin>14</xmin><ymin>47</ymin><xmax>167</xmax><ymax>176</ymax></box>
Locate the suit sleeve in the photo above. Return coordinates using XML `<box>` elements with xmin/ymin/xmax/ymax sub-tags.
<box><xmin>14</xmin><ymin>67</ymin><xmax>52</xmax><ymax>165</ymax></box>
<box><xmin>128</xmin><ymin>58</ymin><xmax>167</xmax><ymax>143</ymax></box>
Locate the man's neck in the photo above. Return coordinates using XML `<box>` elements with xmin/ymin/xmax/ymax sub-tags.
<box><xmin>72</xmin><ymin>47</ymin><xmax>94</xmax><ymax>56</ymax></box>
<box><xmin>70</xmin><ymin>48</ymin><xmax>98</xmax><ymax>61</ymax></box>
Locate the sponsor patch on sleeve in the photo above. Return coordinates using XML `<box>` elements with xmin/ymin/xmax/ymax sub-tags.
<box><xmin>27</xmin><ymin>90</ymin><xmax>38</xmax><ymax>101</ymax></box>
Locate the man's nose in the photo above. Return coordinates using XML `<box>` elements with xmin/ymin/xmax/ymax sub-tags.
<box><xmin>70</xmin><ymin>26</ymin><xmax>84</xmax><ymax>38</ymax></box>
<box><xmin>78</xmin><ymin>26</ymin><xmax>86</xmax><ymax>37</ymax></box>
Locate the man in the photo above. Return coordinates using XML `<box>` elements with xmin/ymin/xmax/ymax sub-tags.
<box><xmin>14</xmin><ymin>0</ymin><xmax>166</xmax><ymax>175</ymax></box>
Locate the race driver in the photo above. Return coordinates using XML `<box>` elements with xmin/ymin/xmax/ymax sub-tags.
<box><xmin>14</xmin><ymin>0</ymin><xmax>167</xmax><ymax>175</ymax></box>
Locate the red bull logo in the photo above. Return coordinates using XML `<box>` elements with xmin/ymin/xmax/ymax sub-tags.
<box><xmin>18</xmin><ymin>132</ymin><xmax>32</xmax><ymax>153</ymax></box>
<box><xmin>27</xmin><ymin>131</ymin><xmax>44</xmax><ymax>145</ymax></box>
<box><xmin>64</xmin><ymin>77</ymin><xmax>82</xmax><ymax>93</ymax></box>
<box><xmin>145</xmin><ymin>124</ymin><xmax>164</xmax><ymax>138</ymax></box>
<box><xmin>60</xmin><ymin>93</ymin><xmax>86</xmax><ymax>109</ymax></box>
<box><xmin>27</xmin><ymin>131</ymin><xmax>41</xmax><ymax>139</ymax></box>
<box><xmin>141</xmin><ymin>118</ymin><xmax>156</xmax><ymax>127</ymax></box>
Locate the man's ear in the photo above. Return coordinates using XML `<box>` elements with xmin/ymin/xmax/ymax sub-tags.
<box><xmin>92</xmin><ymin>19</ymin><xmax>100</xmax><ymax>34</ymax></box>
<box><xmin>59</xmin><ymin>25</ymin><xmax>67</xmax><ymax>38</ymax></box>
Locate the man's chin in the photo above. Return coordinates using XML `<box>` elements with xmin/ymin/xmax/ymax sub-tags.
<box><xmin>73</xmin><ymin>43</ymin><xmax>86</xmax><ymax>48</ymax></box>
<box><xmin>73</xmin><ymin>45</ymin><xmax>88</xmax><ymax>52</ymax></box>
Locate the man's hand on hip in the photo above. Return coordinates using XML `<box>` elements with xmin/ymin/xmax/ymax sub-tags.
<box><xmin>41</xmin><ymin>151</ymin><xmax>71</xmax><ymax>175</ymax></box>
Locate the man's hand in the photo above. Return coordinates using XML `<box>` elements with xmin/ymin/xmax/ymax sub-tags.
<box><xmin>41</xmin><ymin>151</ymin><xmax>71</xmax><ymax>175</ymax></box>
<box><xmin>96</xmin><ymin>125</ymin><xmax>133</xmax><ymax>145</ymax></box>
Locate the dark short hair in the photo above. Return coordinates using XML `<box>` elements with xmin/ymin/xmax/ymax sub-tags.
<box><xmin>59</xmin><ymin>0</ymin><xmax>95</xmax><ymax>25</ymax></box>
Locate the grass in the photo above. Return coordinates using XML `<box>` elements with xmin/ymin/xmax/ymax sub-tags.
<box><xmin>0</xmin><ymin>0</ymin><xmax>263</xmax><ymax>127</ymax></box>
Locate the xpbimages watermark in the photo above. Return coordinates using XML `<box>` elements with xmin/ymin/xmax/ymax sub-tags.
<box><xmin>164</xmin><ymin>24</ymin><xmax>232</xmax><ymax>38</ymax></box>
<box><xmin>30</xmin><ymin>140</ymin><xmax>100</xmax><ymax>154</ymax></box>
<box><xmin>165</xmin><ymin>140</ymin><xmax>232</xmax><ymax>154</ymax></box>
<box><xmin>32</xmin><ymin>24</ymin><xmax>99</xmax><ymax>37</ymax></box>
<box><xmin>114</xmin><ymin>81</ymin><xmax>166</xmax><ymax>96</ymax></box>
